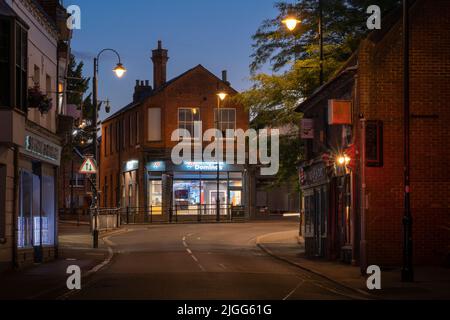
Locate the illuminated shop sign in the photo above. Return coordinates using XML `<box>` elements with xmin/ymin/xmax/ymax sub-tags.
<box><xmin>146</xmin><ymin>161</ymin><xmax>242</xmax><ymax>172</ymax></box>
<box><xmin>146</xmin><ymin>161</ymin><xmax>166</xmax><ymax>172</ymax></box>
<box><xmin>123</xmin><ymin>160</ymin><xmax>139</xmax><ymax>172</ymax></box>
<box><xmin>182</xmin><ymin>161</ymin><xmax>226</xmax><ymax>171</ymax></box>
<box><xmin>23</xmin><ymin>134</ymin><xmax>61</xmax><ymax>166</ymax></box>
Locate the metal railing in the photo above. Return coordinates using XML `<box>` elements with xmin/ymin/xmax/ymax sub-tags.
<box><xmin>90</xmin><ymin>207</ymin><xmax>121</xmax><ymax>232</ymax></box>
<box><xmin>119</xmin><ymin>204</ymin><xmax>246</xmax><ymax>224</ymax></box>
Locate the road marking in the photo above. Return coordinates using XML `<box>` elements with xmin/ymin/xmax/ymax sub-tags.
<box><xmin>191</xmin><ymin>255</ymin><xmax>199</xmax><ymax>262</ymax></box>
<box><xmin>186</xmin><ymin>248</ymin><xmax>193</xmax><ymax>255</ymax></box>
<box><xmin>283</xmin><ymin>279</ymin><xmax>305</xmax><ymax>300</ymax></box>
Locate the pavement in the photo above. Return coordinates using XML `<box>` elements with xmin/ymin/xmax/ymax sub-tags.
<box><xmin>0</xmin><ymin>222</ymin><xmax>126</xmax><ymax>300</ymax></box>
<box><xmin>256</xmin><ymin>230</ymin><xmax>450</xmax><ymax>300</ymax></box>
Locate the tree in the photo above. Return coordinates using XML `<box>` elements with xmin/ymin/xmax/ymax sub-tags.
<box><xmin>238</xmin><ymin>0</ymin><xmax>400</xmax><ymax>188</ymax></box>
<box><xmin>67</xmin><ymin>54</ymin><xmax>90</xmax><ymax>107</ymax></box>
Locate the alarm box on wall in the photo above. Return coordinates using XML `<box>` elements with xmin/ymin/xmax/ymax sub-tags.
<box><xmin>328</xmin><ymin>99</ymin><xmax>352</xmax><ymax>125</ymax></box>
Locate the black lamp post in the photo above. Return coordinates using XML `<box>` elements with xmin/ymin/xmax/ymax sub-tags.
<box><xmin>91</xmin><ymin>48</ymin><xmax>126</xmax><ymax>248</ymax></box>
<box><xmin>216</xmin><ymin>92</ymin><xmax>228</xmax><ymax>222</ymax></box>
<box><xmin>402</xmin><ymin>0</ymin><xmax>414</xmax><ymax>282</ymax></box>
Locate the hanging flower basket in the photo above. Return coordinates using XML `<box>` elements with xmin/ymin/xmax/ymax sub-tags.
<box><xmin>28</xmin><ymin>85</ymin><xmax>53</xmax><ymax>114</ymax></box>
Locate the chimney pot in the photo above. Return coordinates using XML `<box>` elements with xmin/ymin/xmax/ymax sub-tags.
<box><xmin>145</xmin><ymin>80</ymin><xmax>149</xmax><ymax>86</ymax></box>
<box><xmin>151</xmin><ymin>40</ymin><xmax>169</xmax><ymax>89</ymax></box>
<box><xmin>222</xmin><ymin>70</ymin><xmax>228</xmax><ymax>83</ymax></box>
<box><xmin>136</xmin><ymin>80</ymin><xmax>140</xmax><ymax>86</ymax></box>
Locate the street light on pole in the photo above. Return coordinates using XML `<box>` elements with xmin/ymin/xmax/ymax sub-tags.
<box><xmin>216</xmin><ymin>91</ymin><xmax>228</xmax><ymax>222</ymax></box>
<box><xmin>92</xmin><ymin>48</ymin><xmax>126</xmax><ymax>248</ymax></box>
<box><xmin>402</xmin><ymin>0</ymin><xmax>414</xmax><ymax>282</ymax></box>
<box><xmin>282</xmin><ymin>0</ymin><xmax>324</xmax><ymax>86</ymax></box>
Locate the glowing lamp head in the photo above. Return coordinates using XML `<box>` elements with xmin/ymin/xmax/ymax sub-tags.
<box><xmin>282</xmin><ymin>17</ymin><xmax>300</xmax><ymax>31</ymax></box>
<box><xmin>113</xmin><ymin>63</ymin><xmax>127</xmax><ymax>78</ymax></box>
<box><xmin>217</xmin><ymin>92</ymin><xmax>228</xmax><ymax>101</ymax></box>
<box><xmin>337</xmin><ymin>154</ymin><xmax>351</xmax><ymax>166</ymax></box>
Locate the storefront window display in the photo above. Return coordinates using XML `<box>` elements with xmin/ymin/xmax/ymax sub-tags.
<box><xmin>18</xmin><ymin>170</ymin><xmax>55</xmax><ymax>248</ymax></box>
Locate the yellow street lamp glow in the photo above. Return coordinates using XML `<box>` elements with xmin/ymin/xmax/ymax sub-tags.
<box><xmin>337</xmin><ymin>154</ymin><xmax>351</xmax><ymax>166</ymax></box>
<box><xmin>337</xmin><ymin>156</ymin><xmax>346</xmax><ymax>166</ymax></box>
<box><xmin>217</xmin><ymin>92</ymin><xmax>228</xmax><ymax>101</ymax></box>
<box><xmin>282</xmin><ymin>17</ymin><xmax>301</xmax><ymax>31</ymax></box>
<box><xmin>113</xmin><ymin>63</ymin><xmax>127</xmax><ymax>78</ymax></box>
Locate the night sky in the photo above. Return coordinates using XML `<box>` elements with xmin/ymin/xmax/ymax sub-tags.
<box><xmin>68</xmin><ymin>0</ymin><xmax>280</xmax><ymax>120</ymax></box>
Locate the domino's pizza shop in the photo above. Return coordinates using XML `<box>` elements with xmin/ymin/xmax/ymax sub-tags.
<box><xmin>146</xmin><ymin>161</ymin><xmax>248</xmax><ymax>219</ymax></box>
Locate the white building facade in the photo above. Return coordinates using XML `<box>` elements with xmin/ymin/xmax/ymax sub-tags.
<box><xmin>0</xmin><ymin>0</ymin><xmax>70</xmax><ymax>270</ymax></box>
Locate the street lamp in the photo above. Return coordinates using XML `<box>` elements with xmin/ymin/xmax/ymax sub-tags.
<box><xmin>282</xmin><ymin>0</ymin><xmax>324</xmax><ymax>85</ymax></box>
<box><xmin>216</xmin><ymin>92</ymin><xmax>228</xmax><ymax>222</ymax></box>
<box><xmin>91</xmin><ymin>48</ymin><xmax>126</xmax><ymax>248</ymax></box>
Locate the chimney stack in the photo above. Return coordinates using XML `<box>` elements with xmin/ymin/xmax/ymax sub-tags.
<box><xmin>133</xmin><ymin>79</ymin><xmax>152</xmax><ymax>102</ymax></box>
<box><xmin>222</xmin><ymin>70</ymin><xmax>230</xmax><ymax>85</ymax></box>
<box><xmin>151</xmin><ymin>40</ymin><xmax>169</xmax><ymax>90</ymax></box>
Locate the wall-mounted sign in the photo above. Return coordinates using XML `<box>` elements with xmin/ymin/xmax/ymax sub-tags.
<box><xmin>146</xmin><ymin>161</ymin><xmax>166</xmax><ymax>172</ymax></box>
<box><xmin>300</xmin><ymin>119</ymin><xmax>314</xmax><ymax>139</ymax></box>
<box><xmin>123</xmin><ymin>160</ymin><xmax>139</xmax><ymax>172</ymax></box>
<box><xmin>181</xmin><ymin>161</ymin><xmax>226</xmax><ymax>172</ymax></box>
<box><xmin>146</xmin><ymin>160</ymin><xmax>242</xmax><ymax>172</ymax></box>
<box><xmin>23</xmin><ymin>134</ymin><xmax>62</xmax><ymax>166</ymax></box>
<box><xmin>79</xmin><ymin>157</ymin><xmax>97</xmax><ymax>174</ymax></box>
<box><xmin>328</xmin><ymin>99</ymin><xmax>352</xmax><ymax>125</ymax></box>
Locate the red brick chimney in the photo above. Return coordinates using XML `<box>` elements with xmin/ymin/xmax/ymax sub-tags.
<box><xmin>151</xmin><ymin>40</ymin><xmax>169</xmax><ymax>90</ymax></box>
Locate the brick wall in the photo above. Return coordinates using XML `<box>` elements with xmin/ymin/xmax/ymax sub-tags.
<box><xmin>357</xmin><ymin>0</ymin><xmax>450</xmax><ymax>266</ymax></box>
<box><xmin>100</xmin><ymin>65</ymin><xmax>248</xmax><ymax>209</ymax></box>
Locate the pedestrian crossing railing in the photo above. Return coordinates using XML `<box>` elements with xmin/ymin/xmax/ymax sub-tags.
<box><xmin>117</xmin><ymin>204</ymin><xmax>246</xmax><ymax>224</ymax></box>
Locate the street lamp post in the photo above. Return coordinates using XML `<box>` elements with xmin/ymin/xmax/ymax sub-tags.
<box><xmin>92</xmin><ymin>49</ymin><xmax>126</xmax><ymax>248</ymax></box>
<box><xmin>282</xmin><ymin>0</ymin><xmax>324</xmax><ymax>86</ymax></box>
<box><xmin>216</xmin><ymin>92</ymin><xmax>227</xmax><ymax>222</ymax></box>
<box><xmin>402</xmin><ymin>0</ymin><xmax>414</xmax><ymax>282</ymax></box>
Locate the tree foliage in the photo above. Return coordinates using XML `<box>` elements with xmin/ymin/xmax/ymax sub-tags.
<box><xmin>238</xmin><ymin>0</ymin><xmax>400</xmax><ymax>188</ymax></box>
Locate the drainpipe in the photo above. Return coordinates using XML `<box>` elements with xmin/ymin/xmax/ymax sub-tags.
<box><xmin>12</xmin><ymin>145</ymin><xmax>19</xmax><ymax>268</ymax></box>
<box><xmin>360</xmin><ymin>118</ymin><xmax>367</xmax><ymax>275</ymax></box>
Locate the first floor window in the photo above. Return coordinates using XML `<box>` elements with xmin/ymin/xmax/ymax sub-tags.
<box><xmin>178</xmin><ymin>108</ymin><xmax>200</xmax><ymax>137</ymax></box>
<box><xmin>215</xmin><ymin>108</ymin><xmax>236</xmax><ymax>133</ymax></box>
<box><xmin>0</xmin><ymin>19</ymin><xmax>11</xmax><ymax>107</ymax></box>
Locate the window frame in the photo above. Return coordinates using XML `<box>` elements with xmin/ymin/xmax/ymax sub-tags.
<box><xmin>214</xmin><ymin>108</ymin><xmax>236</xmax><ymax>135</ymax></box>
<box><xmin>178</xmin><ymin>107</ymin><xmax>201</xmax><ymax>139</ymax></box>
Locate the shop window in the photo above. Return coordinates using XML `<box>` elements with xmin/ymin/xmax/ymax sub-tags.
<box><xmin>179</xmin><ymin>108</ymin><xmax>200</xmax><ymax>137</ymax></box>
<box><xmin>41</xmin><ymin>176</ymin><xmax>55</xmax><ymax>245</ymax></box>
<box><xmin>215</xmin><ymin>108</ymin><xmax>236</xmax><ymax>133</ymax></box>
<box><xmin>0</xmin><ymin>19</ymin><xmax>11</xmax><ymax>107</ymax></box>
<box><xmin>18</xmin><ymin>171</ymin><xmax>32</xmax><ymax>247</ymax></box>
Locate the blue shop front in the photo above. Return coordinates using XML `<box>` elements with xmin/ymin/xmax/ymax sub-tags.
<box><xmin>146</xmin><ymin>161</ymin><xmax>248</xmax><ymax>219</ymax></box>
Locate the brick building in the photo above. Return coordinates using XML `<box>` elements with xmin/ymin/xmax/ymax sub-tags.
<box><xmin>99</xmin><ymin>41</ymin><xmax>251</xmax><ymax>222</ymax></box>
<box><xmin>297</xmin><ymin>0</ymin><xmax>450</xmax><ymax>268</ymax></box>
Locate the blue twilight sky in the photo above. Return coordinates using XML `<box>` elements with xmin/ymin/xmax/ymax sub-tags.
<box><xmin>67</xmin><ymin>0</ymin><xmax>282</xmax><ymax>121</ymax></box>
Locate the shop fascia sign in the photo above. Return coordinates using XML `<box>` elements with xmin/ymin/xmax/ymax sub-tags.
<box><xmin>182</xmin><ymin>161</ymin><xmax>226</xmax><ymax>171</ymax></box>
<box><xmin>123</xmin><ymin>160</ymin><xmax>139</xmax><ymax>172</ymax></box>
<box><xmin>146</xmin><ymin>161</ymin><xmax>230</xmax><ymax>172</ymax></box>
<box><xmin>23</xmin><ymin>133</ymin><xmax>62</xmax><ymax>166</ymax></box>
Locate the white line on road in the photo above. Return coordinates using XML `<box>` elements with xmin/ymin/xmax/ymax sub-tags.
<box><xmin>283</xmin><ymin>279</ymin><xmax>305</xmax><ymax>300</ymax></box>
<box><xmin>186</xmin><ymin>248</ymin><xmax>193</xmax><ymax>255</ymax></box>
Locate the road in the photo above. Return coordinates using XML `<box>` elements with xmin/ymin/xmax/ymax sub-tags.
<box><xmin>65</xmin><ymin>220</ymin><xmax>366</xmax><ymax>300</ymax></box>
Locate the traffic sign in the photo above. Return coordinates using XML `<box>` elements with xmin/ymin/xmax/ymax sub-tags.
<box><xmin>79</xmin><ymin>157</ymin><xmax>97</xmax><ymax>174</ymax></box>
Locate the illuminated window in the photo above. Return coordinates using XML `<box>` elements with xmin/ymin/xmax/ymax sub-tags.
<box><xmin>215</xmin><ymin>108</ymin><xmax>236</xmax><ymax>133</ymax></box>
